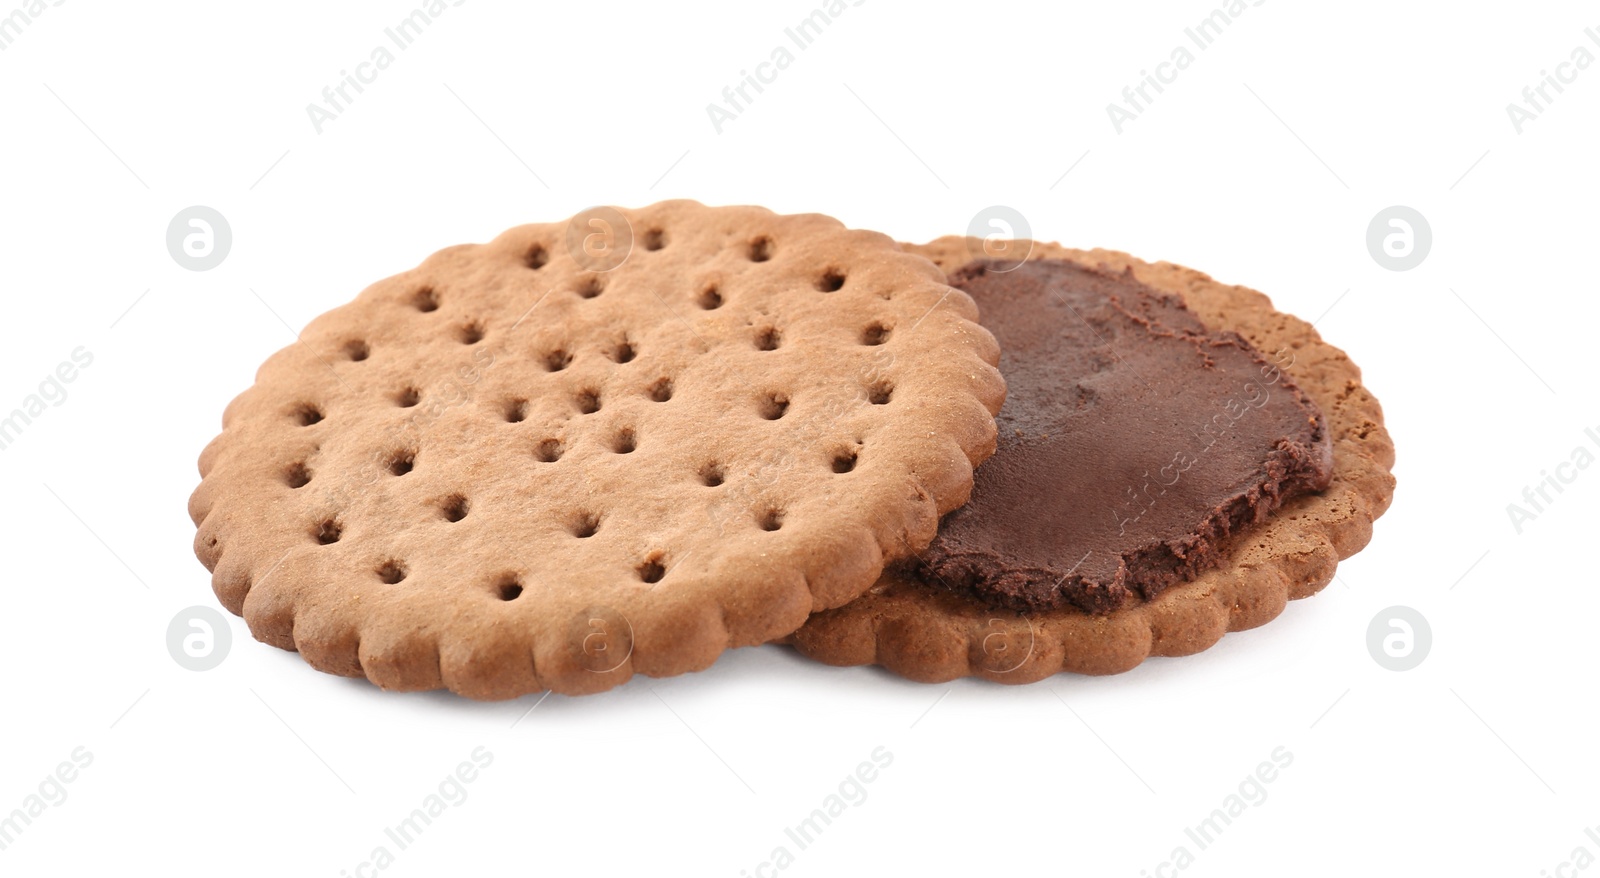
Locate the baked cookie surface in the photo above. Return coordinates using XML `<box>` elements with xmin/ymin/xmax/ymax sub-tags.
<box><xmin>787</xmin><ymin>238</ymin><xmax>1395</xmax><ymax>682</ymax></box>
<box><xmin>188</xmin><ymin>204</ymin><xmax>1005</xmax><ymax>698</ymax></box>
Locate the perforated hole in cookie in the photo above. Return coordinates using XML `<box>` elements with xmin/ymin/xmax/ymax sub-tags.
<box><xmin>643</xmin><ymin>228</ymin><xmax>666</xmax><ymax>251</ymax></box>
<box><xmin>610</xmin><ymin>339</ymin><xmax>637</xmax><ymax>364</ymax></box>
<box><xmin>868</xmin><ymin>382</ymin><xmax>893</xmax><ymax>405</ymax></box>
<box><xmin>648</xmin><ymin>378</ymin><xmax>673</xmax><ymax>403</ymax></box>
<box><xmin>503</xmin><ymin>399</ymin><xmax>528</xmax><ymax>423</ymax></box>
<box><xmin>343</xmin><ymin>340</ymin><xmax>370</xmax><ymax>361</ymax></box>
<box><xmin>575</xmin><ymin>389</ymin><xmax>602</xmax><ymax>415</ymax></box>
<box><xmin>569</xmin><ymin>511</ymin><xmax>600</xmax><ymax>538</ymax></box>
<box><xmin>292</xmin><ymin>404</ymin><xmax>323</xmax><ymax>426</ymax></box>
<box><xmin>697</xmin><ymin>285</ymin><xmax>723</xmax><ymax>310</ymax></box>
<box><xmin>757</xmin><ymin>508</ymin><xmax>784</xmax><ymax>531</ymax></box>
<box><xmin>412</xmin><ymin>287</ymin><xmax>439</xmax><ymax>313</ymax></box>
<box><xmin>458</xmin><ymin>323</ymin><xmax>485</xmax><ymax>345</ymax></box>
<box><xmin>755</xmin><ymin>327</ymin><xmax>781</xmax><ymax>351</ymax></box>
<box><xmin>388</xmin><ymin>451</ymin><xmax>416</xmax><ymax>477</ymax></box>
<box><xmin>394</xmin><ymin>387</ymin><xmax>421</xmax><ymax>408</ymax></box>
<box><xmin>575</xmin><ymin>275</ymin><xmax>605</xmax><ymax>299</ymax></box>
<box><xmin>700</xmin><ymin>462</ymin><xmax>725</xmax><ymax>487</ymax></box>
<box><xmin>748</xmin><ymin>236</ymin><xmax>773</xmax><ymax>263</ymax></box>
<box><xmin>832</xmin><ymin>448</ymin><xmax>858</xmax><ymax>474</ymax></box>
<box><xmin>376</xmin><ymin>561</ymin><xmax>407</xmax><ymax>584</ymax></box>
<box><xmin>285</xmin><ymin>462</ymin><xmax>312</xmax><ymax>489</ymax></box>
<box><xmin>637</xmin><ymin>554</ymin><xmax>666</xmax><ymax>583</ymax></box>
<box><xmin>816</xmin><ymin>270</ymin><xmax>846</xmax><ymax>293</ymax></box>
<box><xmin>313</xmin><ymin>519</ymin><xmax>341</xmax><ymax>545</ymax></box>
<box><xmin>534</xmin><ymin>439</ymin><xmax>564</xmax><ymax>463</ymax></box>
<box><xmin>439</xmin><ymin>494</ymin><xmax>469</xmax><ymax>523</ymax></box>
<box><xmin>861</xmin><ymin>323</ymin><xmax>892</xmax><ymax>346</ymax></box>
<box><xmin>611</xmin><ymin>428</ymin><xmax>637</xmax><ymax>454</ymax></box>
<box><xmin>524</xmin><ymin>244</ymin><xmax>549</xmax><ymax>270</ymax></box>
<box><xmin>495</xmin><ymin>574</ymin><xmax>524</xmax><ymax>601</ymax></box>
<box><xmin>544</xmin><ymin>349</ymin><xmax>572</xmax><ymax>372</ymax></box>
<box><xmin>758</xmin><ymin>393</ymin><xmax>789</xmax><ymax>420</ymax></box>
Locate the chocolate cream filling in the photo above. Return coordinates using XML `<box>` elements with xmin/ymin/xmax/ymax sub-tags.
<box><xmin>914</xmin><ymin>259</ymin><xmax>1333</xmax><ymax>615</ymax></box>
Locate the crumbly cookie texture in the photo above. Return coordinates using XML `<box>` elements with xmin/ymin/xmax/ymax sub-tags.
<box><xmin>189</xmin><ymin>204</ymin><xmax>1005</xmax><ymax>698</ymax></box>
<box><xmin>787</xmin><ymin>238</ymin><xmax>1395</xmax><ymax>683</ymax></box>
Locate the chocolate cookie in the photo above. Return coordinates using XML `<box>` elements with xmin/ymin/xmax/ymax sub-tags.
<box><xmin>188</xmin><ymin>204</ymin><xmax>1005</xmax><ymax>698</ymax></box>
<box><xmin>787</xmin><ymin>239</ymin><xmax>1395</xmax><ymax>682</ymax></box>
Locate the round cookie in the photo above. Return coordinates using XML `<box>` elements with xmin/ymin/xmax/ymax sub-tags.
<box><xmin>188</xmin><ymin>204</ymin><xmax>1005</xmax><ymax>698</ymax></box>
<box><xmin>786</xmin><ymin>238</ymin><xmax>1395</xmax><ymax>683</ymax></box>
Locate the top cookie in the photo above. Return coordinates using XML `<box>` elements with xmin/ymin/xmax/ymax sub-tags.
<box><xmin>188</xmin><ymin>201</ymin><xmax>1005</xmax><ymax>698</ymax></box>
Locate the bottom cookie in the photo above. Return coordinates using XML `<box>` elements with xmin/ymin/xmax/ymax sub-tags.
<box><xmin>786</xmin><ymin>239</ymin><xmax>1396</xmax><ymax>683</ymax></box>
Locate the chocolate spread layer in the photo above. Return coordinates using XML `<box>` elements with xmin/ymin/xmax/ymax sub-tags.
<box><xmin>915</xmin><ymin>259</ymin><xmax>1333</xmax><ymax>615</ymax></box>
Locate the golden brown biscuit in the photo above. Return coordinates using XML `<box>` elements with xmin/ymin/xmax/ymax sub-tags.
<box><xmin>188</xmin><ymin>205</ymin><xmax>1005</xmax><ymax>698</ymax></box>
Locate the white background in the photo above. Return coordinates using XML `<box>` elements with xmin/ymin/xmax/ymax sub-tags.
<box><xmin>2</xmin><ymin>1</ymin><xmax>1596</xmax><ymax>875</ymax></box>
